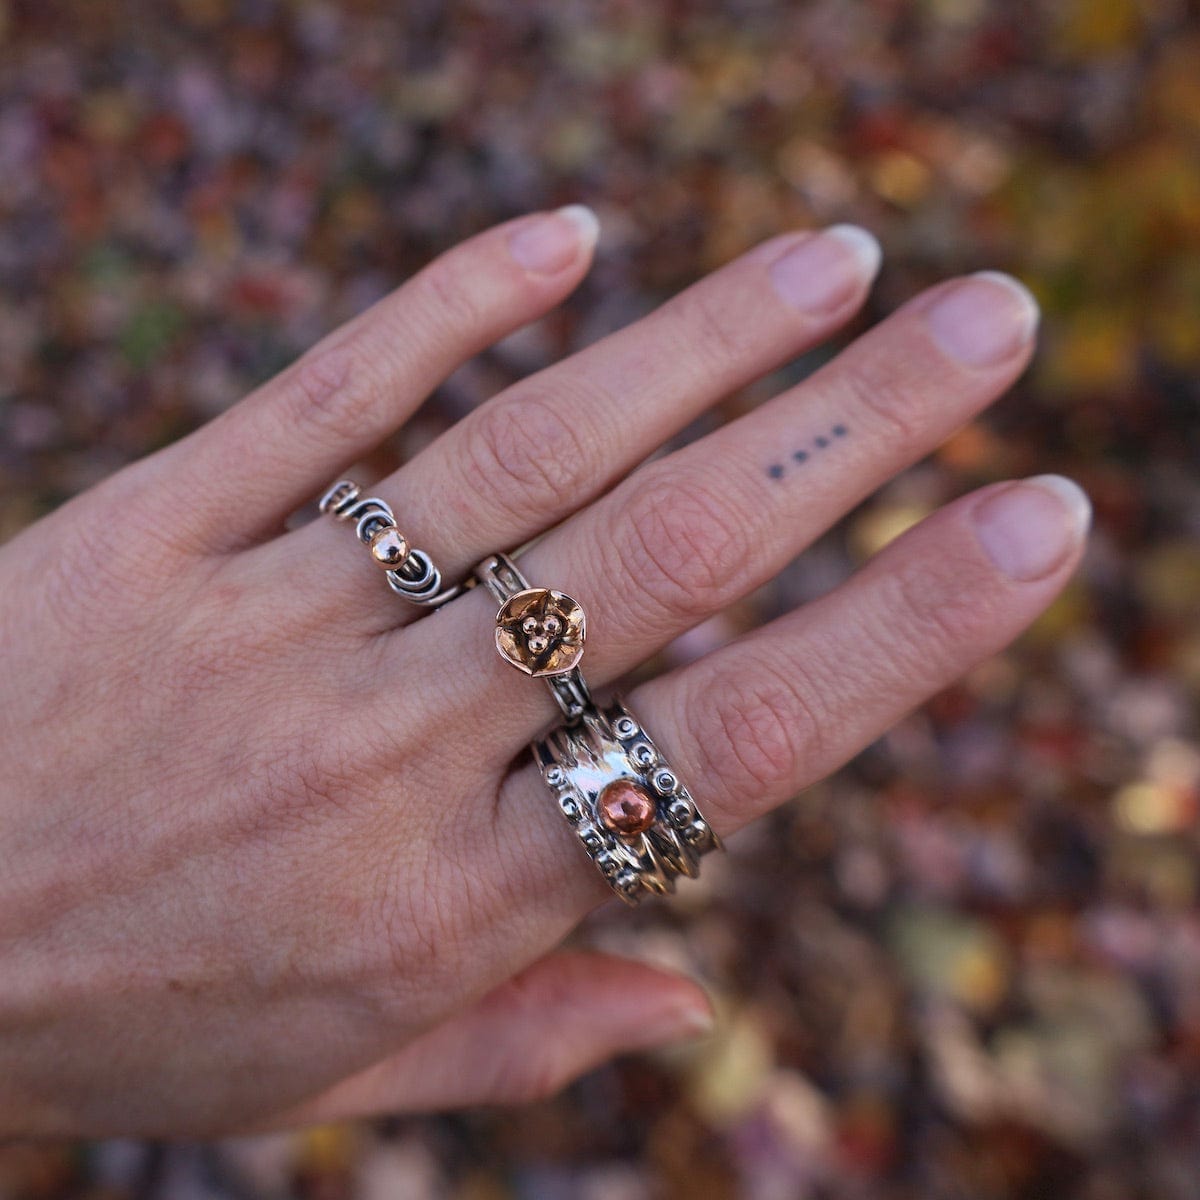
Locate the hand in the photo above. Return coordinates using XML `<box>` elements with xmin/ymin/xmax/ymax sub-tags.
<box><xmin>0</xmin><ymin>208</ymin><xmax>1088</xmax><ymax>1137</ymax></box>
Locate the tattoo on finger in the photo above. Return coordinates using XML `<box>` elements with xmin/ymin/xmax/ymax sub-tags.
<box><xmin>766</xmin><ymin>423</ymin><xmax>848</xmax><ymax>480</ymax></box>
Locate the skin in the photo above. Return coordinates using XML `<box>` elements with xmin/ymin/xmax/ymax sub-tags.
<box><xmin>0</xmin><ymin>211</ymin><xmax>1088</xmax><ymax>1138</ymax></box>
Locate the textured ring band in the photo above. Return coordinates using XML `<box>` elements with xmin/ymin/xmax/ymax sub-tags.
<box><xmin>473</xmin><ymin>553</ymin><xmax>591</xmax><ymax>722</ymax></box>
<box><xmin>534</xmin><ymin>699</ymin><xmax>722</xmax><ymax>905</ymax></box>
<box><xmin>318</xmin><ymin>479</ymin><xmax>462</xmax><ymax>608</ymax></box>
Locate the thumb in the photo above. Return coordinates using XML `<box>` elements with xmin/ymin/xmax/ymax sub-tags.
<box><xmin>272</xmin><ymin>950</ymin><xmax>714</xmax><ymax>1126</ymax></box>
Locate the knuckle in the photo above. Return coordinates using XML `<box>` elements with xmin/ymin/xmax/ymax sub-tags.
<box><xmin>413</xmin><ymin>252</ymin><xmax>484</xmax><ymax>334</ymax></box>
<box><xmin>827</xmin><ymin>351</ymin><xmax>922</xmax><ymax>444</ymax></box>
<box><xmin>497</xmin><ymin>1043</ymin><xmax>574</xmax><ymax>1105</ymax></box>
<box><xmin>480</xmin><ymin>977</ymin><xmax>578</xmax><ymax>1103</ymax></box>
<box><xmin>876</xmin><ymin>552</ymin><xmax>993</xmax><ymax>676</ymax></box>
<box><xmin>668</xmin><ymin>283</ymin><xmax>756</xmax><ymax>371</ymax></box>
<box><xmin>280</xmin><ymin>339</ymin><xmax>385</xmax><ymax>438</ymax></box>
<box><xmin>686</xmin><ymin>656</ymin><xmax>826</xmax><ymax>814</ymax></box>
<box><xmin>618</xmin><ymin>472</ymin><xmax>750</xmax><ymax>624</ymax></box>
<box><xmin>463</xmin><ymin>387</ymin><xmax>590</xmax><ymax>520</ymax></box>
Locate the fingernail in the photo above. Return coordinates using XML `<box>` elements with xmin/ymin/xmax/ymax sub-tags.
<box><xmin>925</xmin><ymin>271</ymin><xmax>1040</xmax><ymax>367</ymax></box>
<box><xmin>768</xmin><ymin>224</ymin><xmax>882</xmax><ymax>314</ymax></box>
<box><xmin>507</xmin><ymin>205</ymin><xmax>599</xmax><ymax>274</ymax></box>
<box><xmin>642</xmin><ymin>1001</ymin><xmax>716</xmax><ymax>1047</ymax></box>
<box><xmin>971</xmin><ymin>475</ymin><xmax>1091</xmax><ymax>581</ymax></box>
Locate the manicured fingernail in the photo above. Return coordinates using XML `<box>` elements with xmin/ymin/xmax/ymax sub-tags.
<box><xmin>925</xmin><ymin>271</ymin><xmax>1039</xmax><ymax>367</ymax></box>
<box><xmin>507</xmin><ymin>205</ymin><xmax>599</xmax><ymax>274</ymax></box>
<box><xmin>972</xmin><ymin>475</ymin><xmax>1091</xmax><ymax>581</ymax></box>
<box><xmin>768</xmin><ymin>224</ymin><xmax>881</xmax><ymax>314</ymax></box>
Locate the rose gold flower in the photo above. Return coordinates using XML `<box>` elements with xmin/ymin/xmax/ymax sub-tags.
<box><xmin>494</xmin><ymin>587</ymin><xmax>585</xmax><ymax>677</ymax></box>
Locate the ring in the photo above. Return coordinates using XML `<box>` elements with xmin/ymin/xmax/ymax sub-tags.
<box><xmin>534</xmin><ymin>699</ymin><xmax>722</xmax><ymax>905</ymax></box>
<box><xmin>318</xmin><ymin>480</ymin><xmax>462</xmax><ymax>608</ymax></box>
<box><xmin>472</xmin><ymin>553</ymin><xmax>722</xmax><ymax>902</ymax></box>
<box><xmin>473</xmin><ymin>553</ymin><xmax>592</xmax><ymax>722</ymax></box>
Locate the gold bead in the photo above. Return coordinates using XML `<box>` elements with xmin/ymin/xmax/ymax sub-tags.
<box><xmin>369</xmin><ymin>526</ymin><xmax>409</xmax><ymax>568</ymax></box>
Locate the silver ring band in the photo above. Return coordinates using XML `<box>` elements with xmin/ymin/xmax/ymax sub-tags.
<box><xmin>533</xmin><ymin>699</ymin><xmax>722</xmax><ymax>905</ymax></box>
<box><xmin>474</xmin><ymin>553</ymin><xmax>591</xmax><ymax>722</ymax></box>
<box><xmin>318</xmin><ymin>479</ymin><xmax>462</xmax><ymax>609</ymax></box>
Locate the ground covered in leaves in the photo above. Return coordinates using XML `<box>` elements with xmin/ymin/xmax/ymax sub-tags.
<box><xmin>2</xmin><ymin>1</ymin><xmax>1199</xmax><ymax>1197</ymax></box>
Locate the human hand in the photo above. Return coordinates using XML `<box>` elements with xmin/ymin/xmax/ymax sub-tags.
<box><xmin>0</xmin><ymin>208</ymin><xmax>1088</xmax><ymax>1137</ymax></box>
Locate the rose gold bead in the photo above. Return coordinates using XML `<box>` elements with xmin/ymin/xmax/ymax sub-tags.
<box><xmin>369</xmin><ymin>526</ymin><xmax>409</xmax><ymax>568</ymax></box>
<box><xmin>597</xmin><ymin>779</ymin><xmax>656</xmax><ymax>838</ymax></box>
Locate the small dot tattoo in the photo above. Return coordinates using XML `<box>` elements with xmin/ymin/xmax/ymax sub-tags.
<box><xmin>766</xmin><ymin>422</ymin><xmax>849</xmax><ymax>480</ymax></box>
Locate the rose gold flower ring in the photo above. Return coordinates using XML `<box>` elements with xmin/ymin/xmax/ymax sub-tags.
<box><xmin>474</xmin><ymin>552</ymin><xmax>591</xmax><ymax>722</ymax></box>
<box><xmin>319</xmin><ymin>479</ymin><xmax>463</xmax><ymax>608</ymax></box>
<box><xmin>473</xmin><ymin>552</ymin><xmax>721</xmax><ymax>904</ymax></box>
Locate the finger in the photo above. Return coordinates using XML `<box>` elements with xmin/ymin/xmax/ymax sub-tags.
<box><xmin>487</xmin><ymin>474</ymin><xmax>1092</xmax><ymax>921</ymax></box>
<box><xmin>399</xmin><ymin>271</ymin><xmax>1041</xmax><ymax>757</ymax></box>
<box><xmin>268</xmin><ymin>223</ymin><xmax>882</xmax><ymax>629</ymax></box>
<box><xmin>266</xmin><ymin>952</ymin><xmax>712</xmax><ymax>1125</ymax></box>
<box><xmin>134</xmin><ymin>208</ymin><xmax>600</xmax><ymax>553</ymax></box>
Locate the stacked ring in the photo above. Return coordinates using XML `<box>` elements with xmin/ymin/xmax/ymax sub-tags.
<box><xmin>319</xmin><ymin>480</ymin><xmax>461</xmax><ymax>608</ymax></box>
<box><xmin>473</xmin><ymin>550</ymin><xmax>722</xmax><ymax>904</ymax></box>
<box><xmin>534</xmin><ymin>700</ymin><xmax>722</xmax><ymax>905</ymax></box>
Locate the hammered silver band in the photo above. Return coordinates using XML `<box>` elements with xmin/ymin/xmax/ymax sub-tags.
<box><xmin>534</xmin><ymin>699</ymin><xmax>722</xmax><ymax>905</ymax></box>
<box><xmin>474</xmin><ymin>552</ymin><xmax>591</xmax><ymax>722</ymax></box>
<box><xmin>319</xmin><ymin>479</ymin><xmax>461</xmax><ymax>608</ymax></box>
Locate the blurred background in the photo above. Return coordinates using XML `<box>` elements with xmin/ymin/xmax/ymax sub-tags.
<box><xmin>2</xmin><ymin>0</ymin><xmax>1199</xmax><ymax>1197</ymax></box>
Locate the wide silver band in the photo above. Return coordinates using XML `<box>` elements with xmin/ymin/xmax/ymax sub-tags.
<box><xmin>319</xmin><ymin>480</ymin><xmax>462</xmax><ymax>608</ymax></box>
<box><xmin>534</xmin><ymin>699</ymin><xmax>721</xmax><ymax>905</ymax></box>
<box><xmin>474</xmin><ymin>552</ymin><xmax>591</xmax><ymax>722</ymax></box>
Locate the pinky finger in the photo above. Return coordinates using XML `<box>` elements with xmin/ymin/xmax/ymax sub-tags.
<box><xmin>639</xmin><ymin>474</ymin><xmax>1092</xmax><ymax>831</ymax></box>
<box><xmin>266</xmin><ymin>952</ymin><xmax>713</xmax><ymax>1126</ymax></box>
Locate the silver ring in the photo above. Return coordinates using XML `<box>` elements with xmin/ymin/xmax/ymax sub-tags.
<box><xmin>534</xmin><ymin>699</ymin><xmax>722</xmax><ymax>905</ymax></box>
<box><xmin>318</xmin><ymin>479</ymin><xmax>462</xmax><ymax>609</ymax></box>
<box><xmin>473</xmin><ymin>553</ymin><xmax>591</xmax><ymax>722</ymax></box>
